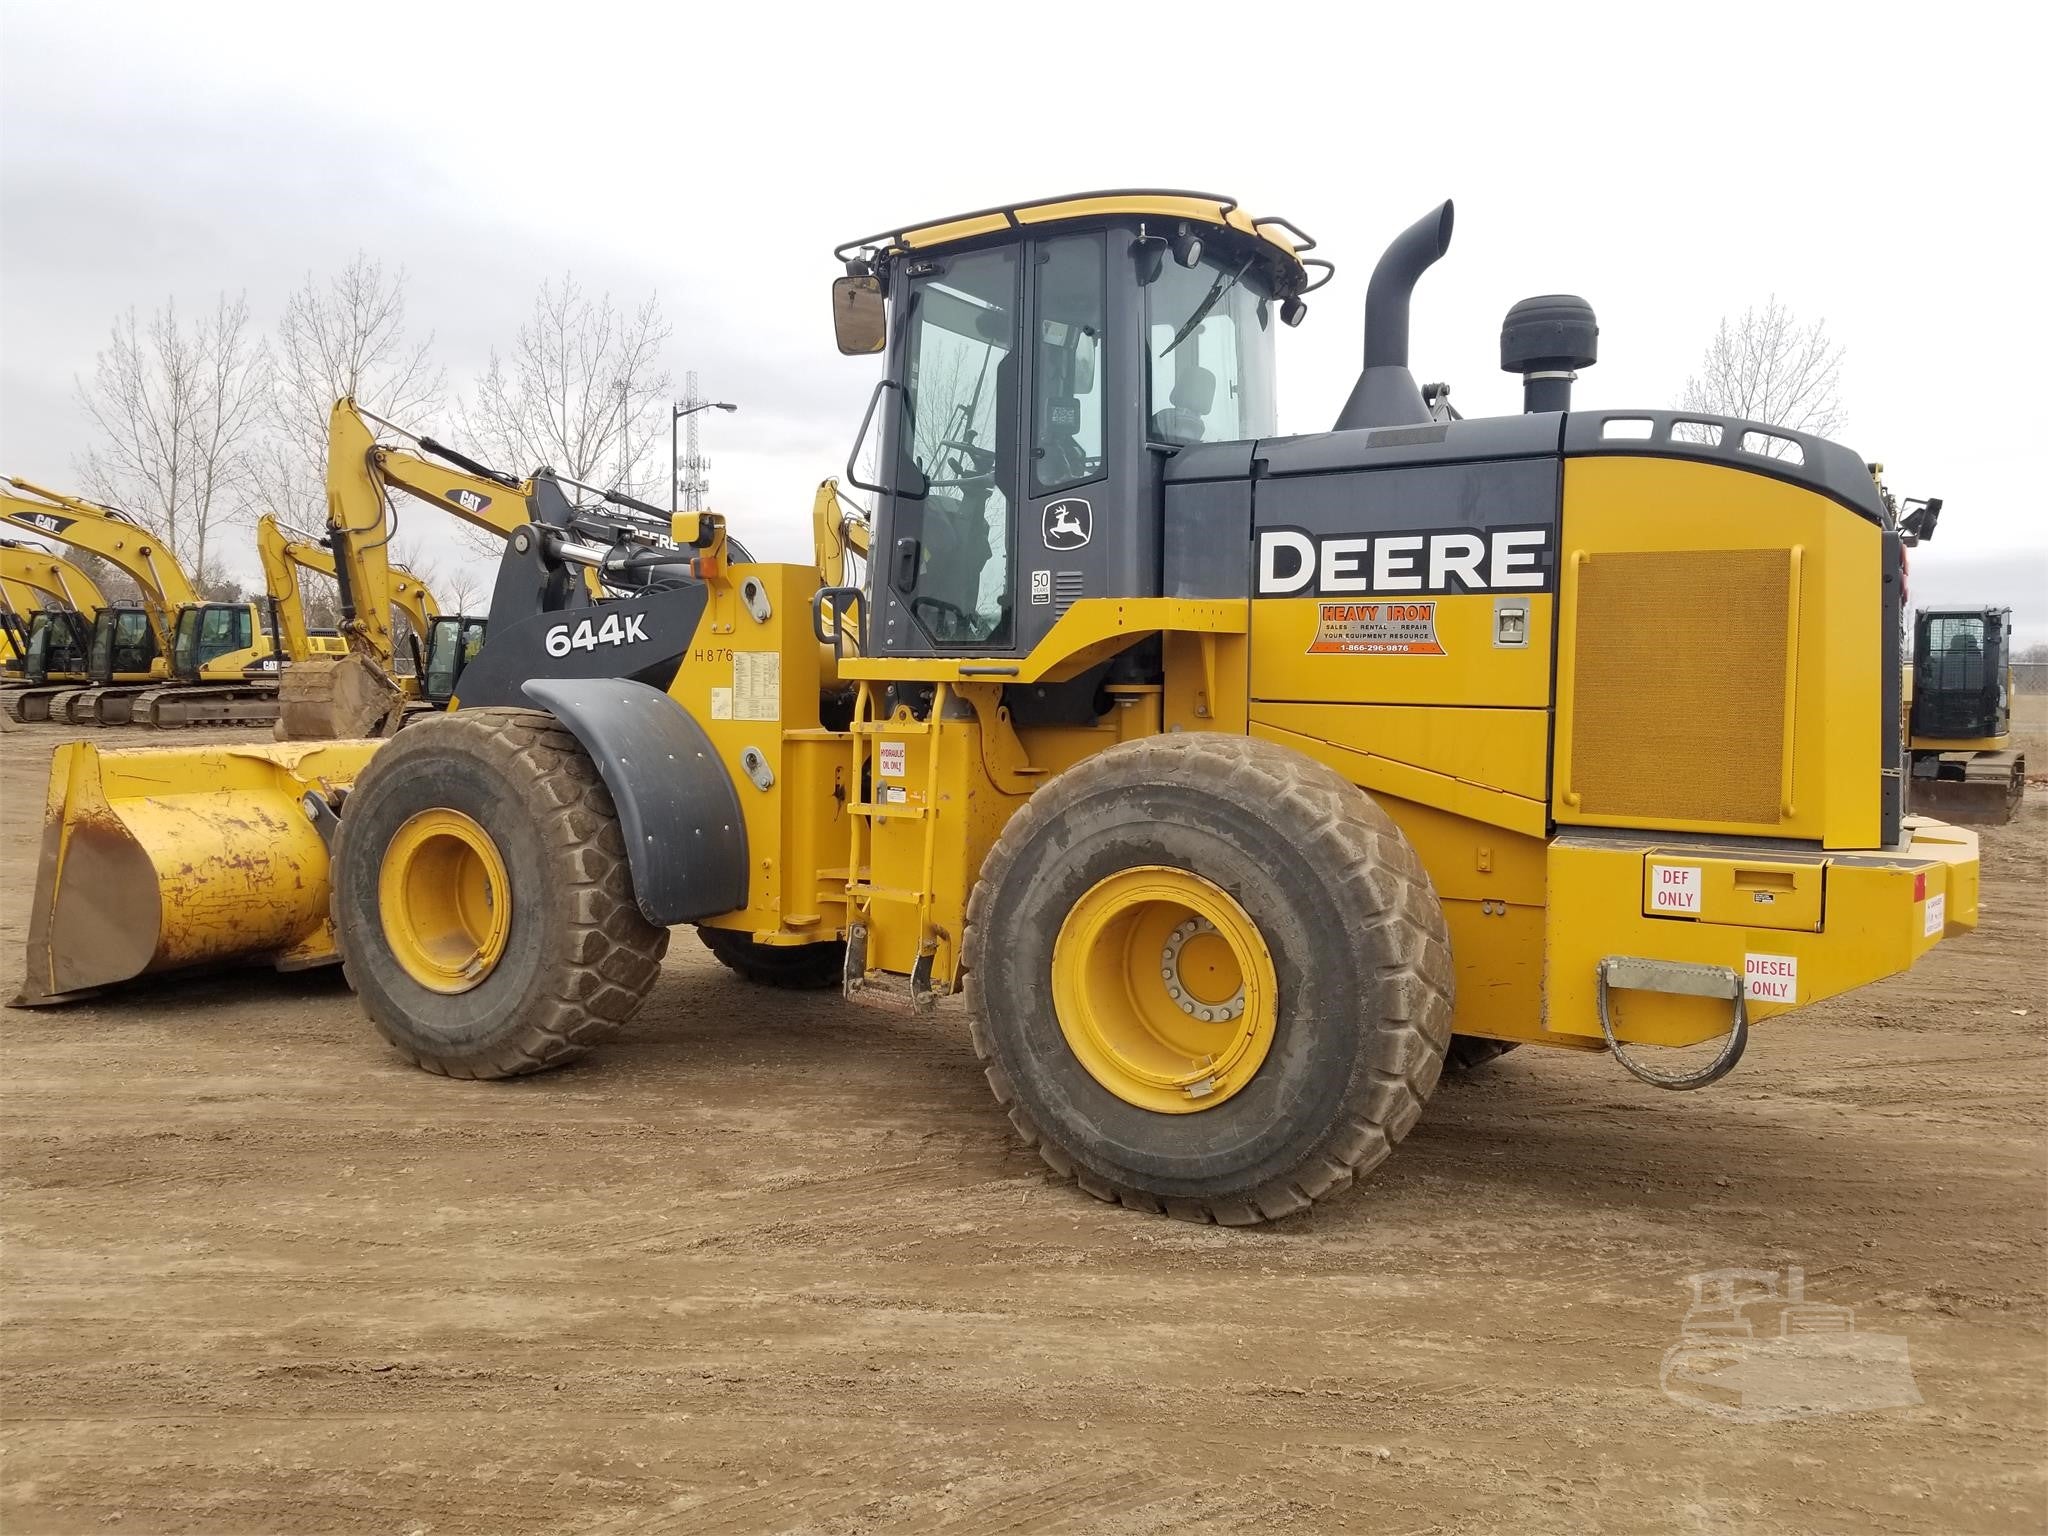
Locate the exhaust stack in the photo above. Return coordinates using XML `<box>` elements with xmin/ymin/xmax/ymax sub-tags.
<box><xmin>1335</xmin><ymin>200</ymin><xmax>1455</xmax><ymax>432</ymax></box>
<box><xmin>1500</xmin><ymin>294</ymin><xmax>1599</xmax><ymax>413</ymax></box>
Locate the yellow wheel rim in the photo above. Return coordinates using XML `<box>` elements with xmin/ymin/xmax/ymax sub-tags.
<box><xmin>1051</xmin><ymin>865</ymin><xmax>1278</xmax><ymax>1114</ymax></box>
<box><xmin>377</xmin><ymin>808</ymin><xmax>512</xmax><ymax>994</ymax></box>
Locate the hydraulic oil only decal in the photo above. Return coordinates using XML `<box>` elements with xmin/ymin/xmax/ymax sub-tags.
<box><xmin>1308</xmin><ymin>601</ymin><xmax>1445</xmax><ymax>656</ymax></box>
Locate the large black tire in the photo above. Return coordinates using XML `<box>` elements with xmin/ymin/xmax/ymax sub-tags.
<box><xmin>1444</xmin><ymin>1036</ymin><xmax>1521</xmax><ymax>1075</ymax></box>
<box><xmin>962</xmin><ymin>734</ymin><xmax>1454</xmax><ymax>1224</ymax></box>
<box><xmin>330</xmin><ymin>708</ymin><xmax>669</xmax><ymax>1079</ymax></box>
<box><xmin>697</xmin><ymin>927</ymin><xmax>845</xmax><ymax>990</ymax></box>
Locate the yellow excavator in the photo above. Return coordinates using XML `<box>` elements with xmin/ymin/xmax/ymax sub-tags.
<box><xmin>256</xmin><ymin>511</ymin><xmax>456</xmax><ymax>727</ymax></box>
<box><xmin>273</xmin><ymin>401</ymin><xmax>520</xmax><ymax>738</ymax></box>
<box><xmin>0</xmin><ymin>483</ymin><xmax>184</xmax><ymax>724</ymax></box>
<box><xmin>13</xmin><ymin>192</ymin><xmax>1981</xmax><ymax>1227</ymax></box>
<box><xmin>1</xmin><ymin>541</ymin><xmax>107</xmax><ymax>686</ymax></box>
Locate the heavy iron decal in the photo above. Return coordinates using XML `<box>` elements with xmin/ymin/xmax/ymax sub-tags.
<box><xmin>1256</xmin><ymin>524</ymin><xmax>1553</xmax><ymax>597</ymax></box>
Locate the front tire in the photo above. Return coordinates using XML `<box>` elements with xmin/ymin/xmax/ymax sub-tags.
<box><xmin>962</xmin><ymin>735</ymin><xmax>1454</xmax><ymax>1224</ymax></box>
<box><xmin>330</xmin><ymin>708</ymin><xmax>668</xmax><ymax>1079</ymax></box>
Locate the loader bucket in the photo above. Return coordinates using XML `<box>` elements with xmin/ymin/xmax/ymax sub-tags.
<box><xmin>13</xmin><ymin>737</ymin><xmax>381</xmax><ymax>1005</ymax></box>
<box><xmin>276</xmin><ymin>654</ymin><xmax>405</xmax><ymax>741</ymax></box>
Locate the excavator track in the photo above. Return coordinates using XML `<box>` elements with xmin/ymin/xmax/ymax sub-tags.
<box><xmin>131</xmin><ymin>682</ymin><xmax>282</xmax><ymax>728</ymax></box>
<box><xmin>6</xmin><ymin>685</ymin><xmax>67</xmax><ymax>723</ymax></box>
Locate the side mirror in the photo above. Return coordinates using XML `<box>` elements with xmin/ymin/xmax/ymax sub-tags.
<box><xmin>832</xmin><ymin>275</ymin><xmax>886</xmax><ymax>355</ymax></box>
<box><xmin>1130</xmin><ymin>236</ymin><xmax>1165</xmax><ymax>287</ymax></box>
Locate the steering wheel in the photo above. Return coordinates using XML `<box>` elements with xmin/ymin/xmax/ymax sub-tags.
<box><xmin>910</xmin><ymin>595</ymin><xmax>977</xmax><ymax>634</ymax></box>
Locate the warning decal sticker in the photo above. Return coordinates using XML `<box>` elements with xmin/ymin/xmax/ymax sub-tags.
<box><xmin>1307</xmin><ymin>601</ymin><xmax>1445</xmax><ymax>656</ymax></box>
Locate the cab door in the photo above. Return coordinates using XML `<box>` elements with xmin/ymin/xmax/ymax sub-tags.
<box><xmin>871</xmin><ymin>244</ymin><xmax>1024</xmax><ymax>658</ymax></box>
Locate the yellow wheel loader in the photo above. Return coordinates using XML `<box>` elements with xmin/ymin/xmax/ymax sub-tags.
<box><xmin>1906</xmin><ymin>606</ymin><xmax>2025</xmax><ymax>823</ymax></box>
<box><xmin>14</xmin><ymin>193</ymin><xmax>1981</xmax><ymax>1225</ymax></box>
<box><xmin>0</xmin><ymin>480</ymin><xmax>284</xmax><ymax>727</ymax></box>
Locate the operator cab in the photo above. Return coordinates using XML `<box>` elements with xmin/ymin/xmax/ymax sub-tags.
<box><xmin>86</xmin><ymin>606</ymin><xmax>159</xmax><ymax>684</ymax></box>
<box><xmin>423</xmin><ymin>614</ymin><xmax>490</xmax><ymax>706</ymax></box>
<box><xmin>834</xmin><ymin>193</ymin><xmax>1315</xmax><ymax>660</ymax></box>
<box><xmin>22</xmin><ymin>609</ymin><xmax>91</xmax><ymax>684</ymax></box>
<box><xmin>169</xmin><ymin>602</ymin><xmax>255</xmax><ymax>682</ymax></box>
<box><xmin>1911</xmin><ymin>606</ymin><xmax>2012</xmax><ymax>742</ymax></box>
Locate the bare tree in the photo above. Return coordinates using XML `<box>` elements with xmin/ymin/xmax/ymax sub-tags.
<box><xmin>1679</xmin><ymin>297</ymin><xmax>1846</xmax><ymax>446</ymax></box>
<box><xmin>436</xmin><ymin>557</ymin><xmax>490</xmax><ymax>617</ymax></box>
<box><xmin>75</xmin><ymin>295</ymin><xmax>269</xmax><ymax>582</ymax></box>
<box><xmin>255</xmin><ymin>255</ymin><xmax>444</xmax><ymax>525</ymax></box>
<box><xmin>460</xmin><ymin>274</ymin><xmax>674</xmax><ymax>502</ymax></box>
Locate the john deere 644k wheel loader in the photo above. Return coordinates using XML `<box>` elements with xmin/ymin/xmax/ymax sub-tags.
<box><xmin>14</xmin><ymin>193</ymin><xmax>1980</xmax><ymax>1223</ymax></box>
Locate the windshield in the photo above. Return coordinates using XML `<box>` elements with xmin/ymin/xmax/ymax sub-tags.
<box><xmin>1146</xmin><ymin>252</ymin><xmax>1278</xmax><ymax>446</ymax></box>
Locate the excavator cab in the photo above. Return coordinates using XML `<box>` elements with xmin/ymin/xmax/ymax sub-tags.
<box><xmin>20</xmin><ymin>609</ymin><xmax>91</xmax><ymax>685</ymax></box>
<box><xmin>422</xmin><ymin>614</ymin><xmax>489</xmax><ymax>707</ymax></box>
<box><xmin>169</xmin><ymin>602</ymin><xmax>259</xmax><ymax>683</ymax></box>
<box><xmin>85</xmin><ymin>606</ymin><xmax>161</xmax><ymax>685</ymax></box>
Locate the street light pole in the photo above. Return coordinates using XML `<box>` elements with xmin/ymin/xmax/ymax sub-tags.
<box><xmin>671</xmin><ymin>393</ymin><xmax>738</xmax><ymax>513</ymax></box>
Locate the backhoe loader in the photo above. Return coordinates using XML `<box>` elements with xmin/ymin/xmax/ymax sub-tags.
<box><xmin>1906</xmin><ymin>606</ymin><xmax>2025</xmax><ymax>823</ymax></box>
<box><xmin>16</xmin><ymin>192</ymin><xmax>1981</xmax><ymax>1226</ymax></box>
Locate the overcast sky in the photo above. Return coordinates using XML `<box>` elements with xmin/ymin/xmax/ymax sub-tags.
<box><xmin>3</xmin><ymin>2</ymin><xmax>2042</xmax><ymax>639</ymax></box>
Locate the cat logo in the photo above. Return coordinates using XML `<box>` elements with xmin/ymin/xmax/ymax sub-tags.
<box><xmin>8</xmin><ymin>510</ymin><xmax>73</xmax><ymax>536</ymax></box>
<box><xmin>447</xmin><ymin>488</ymin><xmax>492</xmax><ymax>515</ymax></box>
<box><xmin>1042</xmin><ymin>498</ymin><xmax>1091</xmax><ymax>552</ymax></box>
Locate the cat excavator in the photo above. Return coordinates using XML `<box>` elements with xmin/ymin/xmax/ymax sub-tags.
<box><xmin>13</xmin><ymin>191</ymin><xmax>1982</xmax><ymax>1227</ymax></box>
<box><xmin>0</xmin><ymin>541</ymin><xmax>106</xmax><ymax>686</ymax></box>
<box><xmin>272</xmin><ymin>401</ymin><xmax>521</xmax><ymax>738</ymax></box>
<box><xmin>0</xmin><ymin>483</ymin><xmax>182</xmax><ymax>724</ymax></box>
<box><xmin>256</xmin><ymin>511</ymin><xmax>459</xmax><ymax>727</ymax></box>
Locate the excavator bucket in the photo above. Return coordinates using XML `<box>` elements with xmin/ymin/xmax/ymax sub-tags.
<box><xmin>13</xmin><ymin>737</ymin><xmax>380</xmax><ymax>1004</ymax></box>
<box><xmin>275</xmin><ymin>654</ymin><xmax>405</xmax><ymax>741</ymax></box>
<box><xmin>1908</xmin><ymin>752</ymin><xmax>2025</xmax><ymax>826</ymax></box>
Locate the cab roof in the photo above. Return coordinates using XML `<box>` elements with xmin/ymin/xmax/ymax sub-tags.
<box><xmin>835</xmin><ymin>189</ymin><xmax>1327</xmax><ymax>298</ymax></box>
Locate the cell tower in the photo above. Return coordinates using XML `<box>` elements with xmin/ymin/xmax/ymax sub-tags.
<box><xmin>678</xmin><ymin>369</ymin><xmax>711</xmax><ymax>512</ymax></box>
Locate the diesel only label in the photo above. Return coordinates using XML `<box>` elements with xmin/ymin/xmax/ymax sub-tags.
<box><xmin>1257</xmin><ymin>525</ymin><xmax>1552</xmax><ymax>597</ymax></box>
<box><xmin>1308</xmin><ymin>601</ymin><xmax>1444</xmax><ymax>656</ymax></box>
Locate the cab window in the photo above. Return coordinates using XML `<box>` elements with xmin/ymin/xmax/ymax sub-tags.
<box><xmin>1146</xmin><ymin>252</ymin><xmax>1278</xmax><ymax>446</ymax></box>
<box><xmin>899</xmin><ymin>245</ymin><xmax>1018</xmax><ymax>646</ymax></box>
<box><xmin>110</xmin><ymin>610</ymin><xmax>153</xmax><ymax>674</ymax></box>
<box><xmin>1032</xmin><ymin>233</ymin><xmax>1105</xmax><ymax>496</ymax></box>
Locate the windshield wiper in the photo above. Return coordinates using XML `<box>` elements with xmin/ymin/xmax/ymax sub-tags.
<box><xmin>1162</xmin><ymin>257</ymin><xmax>1254</xmax><ymax>356</ymax></box>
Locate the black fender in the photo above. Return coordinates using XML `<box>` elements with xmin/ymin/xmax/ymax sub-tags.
<box><xmin>520</xmin><ymin>677</ymin><xmax>749</xmax><ymax>926</ymax></box>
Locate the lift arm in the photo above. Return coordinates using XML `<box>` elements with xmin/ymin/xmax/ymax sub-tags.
<box><xmin>0</xmin><ymin>480</ymin><xmax>198</xmax><ymax>650</ymax></box>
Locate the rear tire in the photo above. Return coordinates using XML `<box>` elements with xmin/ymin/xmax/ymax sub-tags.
<box><xmin>331</xmin><ymin>707</ymin><xmax>668</xmax><ymax>1079</ymax></box>
<box><xmin>963</xmin><ymin>734</ymin><xmax>1454</xmax><ymax>1224</ymax></box>
<box><xmin>697</xmin><ymin>927</ymin><xmax>845</xmax><ymax>990</ymax></box>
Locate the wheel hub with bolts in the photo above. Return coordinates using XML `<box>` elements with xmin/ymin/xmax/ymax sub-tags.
<box><xmin>1160</xmin><ymin>916</ymin><xmax>1246</xmax><ymax>1025</ymax></box>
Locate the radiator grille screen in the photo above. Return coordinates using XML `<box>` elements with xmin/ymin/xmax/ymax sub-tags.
<box><xmin>1570</xmin><ymin>548</ymin><xmax>1790</xmax><ymax>825</ymax></box>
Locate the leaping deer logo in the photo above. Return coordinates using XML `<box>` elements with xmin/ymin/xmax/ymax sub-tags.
<box><xmin>1043</xmin><ymin>498</ymin><xmax>1092</xmax><ymax>551</ymax></box>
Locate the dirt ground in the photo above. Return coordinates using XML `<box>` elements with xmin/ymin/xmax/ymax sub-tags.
<box><xmin>2</xmin><ymin>719</ymin><xmax>2043</xmax><ymax>1535</ymax></box>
